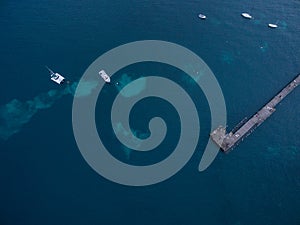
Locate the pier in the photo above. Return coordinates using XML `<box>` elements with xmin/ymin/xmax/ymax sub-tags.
<box><xmin>211</xmin><ymin>74</ymin><xmax>300</xmax><ymax>153</ymax></box>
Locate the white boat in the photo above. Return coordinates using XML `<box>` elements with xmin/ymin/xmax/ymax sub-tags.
<box><xmin>198</xmin><ymin>14</ymin><xmax>206</xmax><ymax>19</ymax></box>
<box><xmin>241</xmin><ymin>13</ymin><xmax>252</xmax><ymax>19</ymax></box>
<box><xmin>46</xmin><ymin>66</ymin><xmax>66</xmax><ymax>84</ymax></box>
<box><xmin>268</xmin><ymin>23</ymin><xmax>278</xmax><ymax>28</ymax></box>
<box><xmin>99</xmin><ymin>70</ymin><xmax>111</xmax><ymax>83</ymax></box>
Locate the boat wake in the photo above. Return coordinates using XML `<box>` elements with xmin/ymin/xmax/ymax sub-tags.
<box><xmin>0</xmin><ymin>80</ymin><xmax>98</xmax><ymax>141</ymax></box>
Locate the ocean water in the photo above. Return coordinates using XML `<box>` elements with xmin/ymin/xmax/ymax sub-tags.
<box><xmin>0</xmin><ymin>0</ymin><xmax>299</xmax><ymax>225</ymax></box>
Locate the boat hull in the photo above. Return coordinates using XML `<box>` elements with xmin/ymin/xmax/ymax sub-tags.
<box><xmin>99</xmin><ymin>70</ymin><xmax>111</xmax><ymax>83</ymax></box>
<box><xmin>241</xmin><ymin>13</ymin><xmax>252</xmax><ymax>19</ymax></box>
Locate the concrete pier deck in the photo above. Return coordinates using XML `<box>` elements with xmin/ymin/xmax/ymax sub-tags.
<box><xmin>211</xmin><ymin>74</ymin><xmax>300</xmax><ymax>153</ymax></box>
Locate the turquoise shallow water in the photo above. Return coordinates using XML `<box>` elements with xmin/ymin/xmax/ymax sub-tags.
<box><xmin>0</xmin><ymin>0</ymin><xmax>299</xmax><ymax>224</ymax></box>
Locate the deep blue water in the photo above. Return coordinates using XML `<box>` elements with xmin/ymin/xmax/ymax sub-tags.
<box><xmin>0</xmin><ymin>0</ymin><xmax>299</xmax><ymax>225</ymax></box>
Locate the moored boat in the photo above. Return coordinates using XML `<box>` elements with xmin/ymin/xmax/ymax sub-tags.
<box><xmin>268</xmin><ymin>23</ymin><xmax>278</xmax><ymax>28</ymax></box>
<box><xmin>241</xmin><ymin>12</ymin><xmax>252</xmax><ymax>19</ymax></box>
<box><xmin>198</xmin><ymin>13</ymin><xmax>206</xmax><ymax>19</ymax></box>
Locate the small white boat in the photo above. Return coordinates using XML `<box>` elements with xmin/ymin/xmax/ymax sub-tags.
<box><xmin>268</xmin><ymin>23</ymin><xmax>278</xmax><ymax>28</ymax></box>
<box><xmin>198</xmin><ymin>14</ymin><xmax>206</xmax><ymax>19</ymax></box>
<box><xmin>241</xmin><ymin>13</ymin><xmax>252</xmax><ymax>19</ymax></box>
<box><xmin>99</xmin><ymin>70</ymin><xmax>111</xmax><ymax>83</ymax></box>
<box><xmin>46</xmin><ymin>66</ymin><xmax>66</xmax><ymax>84</ymax></box>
